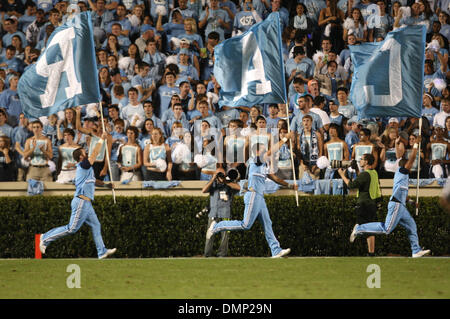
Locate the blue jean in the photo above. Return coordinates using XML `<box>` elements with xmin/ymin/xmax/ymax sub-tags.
<box><xmin>213</xmin><ymin>191</ymin><xmax>282</xmax><ymax>256</ymax></box>
<box><xmin>355</xmin><ymin>201</ymin><xmax>421</xmax><ymax>254</ymax></box>
<box><xmin>41</xmin><ymin>197</ymin><xmax>107</xmax><ymax>257</ymax></box>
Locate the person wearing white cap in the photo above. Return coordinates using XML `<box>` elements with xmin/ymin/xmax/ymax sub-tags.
<box><xmin>175</xmin><ymin>37</ymin><xmax>200</xmax><ymax>76</ymax></box>
<box><xmin>177</xmin><ymin>48</ymin><xmax>199</xmax><ymax>84</ymax></box>
<box><xmin>388</xmin><ymin>117</ymin><xmax>399</xmax><ymax>128</ymax></box>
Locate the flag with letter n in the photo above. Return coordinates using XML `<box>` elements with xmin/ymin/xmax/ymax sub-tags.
<box><xmin>349</xmin><ymin>25</ymin><xmax>426</xmax><ymax>119</ymax></box>
<box><xmin>214</xmin><ymin>12</ymin><xmax>286</xmax><ymax>107</ymax></box>
<box><xmin>18</xmin><ymin>11</ymin><xmax>100</xmax><ymax>119</ymax></box>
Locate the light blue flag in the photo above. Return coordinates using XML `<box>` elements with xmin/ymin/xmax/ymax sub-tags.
<box><xmin>214</xmin><ymin>12</ymin><xmax>286</xmax><ymax>107</ymax></box>
<box><xmin>18</xmin><ymin>12</ymin><xmax>100</xmax><ymax>119</ymax></box>
<box><xmin>349</xmin><ymin>25</ymin><xmax>426</xmax><ymax>119</ymax></box>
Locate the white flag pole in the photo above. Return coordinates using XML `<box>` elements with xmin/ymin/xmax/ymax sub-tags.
<box><xmin>415</xmin><ymin>117</ymin><xmax>423</xmax><ymax>215</ymax></box>
<box><xmin>99</xmin><ymin>101</ymin><xmax>116</xmax><ymax>204</ymax></box>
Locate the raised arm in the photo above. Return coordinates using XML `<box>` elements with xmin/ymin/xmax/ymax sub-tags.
<box><xmin>88</xmin><ymin>135</ymin><xmax>105</xmax><ymax>165</ymax></box>
<box><xmin>404</xmin><ymin>136</ymin><xmax>421</xmax><ymax>171</ymax></box>
<box><xmin>75</xmin><ymin>107</ymin><xmax>91</xmax><ymax>135</ymax></box>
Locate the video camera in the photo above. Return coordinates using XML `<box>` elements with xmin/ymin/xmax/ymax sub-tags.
<box><xmin>216</xmin><ymin>168</ymin><xmax>241</xmax><ymax>183</ymax></box>
<box><xmin>330</xmin><ymin>159</ymin><xmax>358</xmax><ymax>170</ymax></box>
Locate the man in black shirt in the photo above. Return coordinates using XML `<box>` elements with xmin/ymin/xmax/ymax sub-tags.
<box><xmin>202</xmin><ymin>167</ymin><xmax>240</xmax><ymax>257</ymax></box>
<box><xmin>338</xmin><ymin>153</ymin><xmax>380</xmax><ymax>256</ymax></box>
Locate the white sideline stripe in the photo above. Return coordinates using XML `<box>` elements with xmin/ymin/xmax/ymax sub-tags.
<box><xmin>1</xmin><ymin>256</ymin><xmax>448</xmax><ymax>260</ymax></box>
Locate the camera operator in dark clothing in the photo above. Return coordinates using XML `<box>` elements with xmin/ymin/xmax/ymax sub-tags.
<box><xmin>337</xmin><ymin>153</ymin><xmax>381</xmax><ymax>256</ymax></box>
<box><xmin>202</xmin><ymin>167</ymin><xmax>241</xmax><ymax>257</ymax></box>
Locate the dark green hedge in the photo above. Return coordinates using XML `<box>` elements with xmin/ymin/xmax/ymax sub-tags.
<box><xmin>1</xmin><ymin>195</ymin><xmax>448</xmax><ymax>258</ymax></box>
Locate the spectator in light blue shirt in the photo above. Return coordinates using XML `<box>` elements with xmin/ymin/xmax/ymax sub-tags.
<box><xmin>265</xmin><ymin>0</ymin><xmax>289</xmax><ymax>30</ymax></box>
<box><xmin>164</xmin><ymin>103</ymin><xmax>190</xmax><ymax>137</ymax></box>
<box><xmin>0</xmin><ymin>108</ymin><xmax>13</xmax><ymax>139</ymax></box>
<box><xmin>150</xmin><ymin>0</ymin><xmax>174</xmax><ymax>23</ymax></box>
<box><xmin>394</xmin><ymin>2</ymin><xmax>424</xmax><ymax>28</ymax></box>
<box><xmin>0</xmin><ymin>46</ymin><xmax>24</xmax><ymax>74</ymax></box>
<box><xmin>170</xmin><ymin>0</ymin><xmax>198</xmax><ymax>21</ymax></box>
<box><xmin>0</xmin><ymin>74</ymin><xmax>22</xmax><ymax>127</ymax></box>
<box><xmin>105</xmin><ymin>4</ymin><xmax>132</xmax><ymax>36</ymax></box>
<box><xmin>198</xmin><ymin>0</ymin><xmax>231</xmax><ymax>42</ymax></box>
<box><xmin>345</xmin><ymin>116</ymin><xmax>361</xmax><ymax>158</ymax></box>
<box><xmin>157</xmin><ymin>8</ymin><xmax>187</xmax><ymax>52</ymax></box>
<box><xmin>102</xmin><ymin>23</ymin><xmax>131</xmax><ymax>52</ymax></box>
<box><xmin>2</xmin><ymin>18</ymin><xmax>26</xmax><ymax>49</ymax></box>
<box><xmin>265</xmin><ymin>104</ymin><xmax>281</xmax><ymax>132</ymax></box>
<box><xmin>18</xmin><ymin>2</ymin><xmax>38</xmax><ymax>34</ymax></box>
<box><xmin>89</xmin><ymin>0</ymin><xmax>115</xmax><ymax>46</ymax></box>
<box><xmin>285</xmin><ymin>46</ymin><xmax>315</xmax><ymax>88</ymax></box>
<box><xmin>157</xmin><ymin>72</ymin><xmax>180</xmax><ymax>118</ymax></box>
<box><xmin>232</xmin><ymin>0</ymin><xmax>262</xmax><ymax>36</ymax></box>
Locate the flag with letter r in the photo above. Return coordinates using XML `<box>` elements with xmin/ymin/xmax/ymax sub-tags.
<box><xmin>213</xmin><ymin>12</ymin><xmax>287</xmax><ymax>107</ymax></box>
<box><xmin>18</xmin><ymin>11</ymin><xmax>100</xmax><ymax>119</ymax></box>
<box><xmin>349</xmin><ymin>25</ymin><xmax>426</xmax><ymax>119</ymax></box>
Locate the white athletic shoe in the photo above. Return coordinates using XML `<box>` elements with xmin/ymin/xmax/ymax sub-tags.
<box><xmin>350</xmin><ymin>224</ymin><xmax>359</xmax><ymax>243</ymax></box>
<box><xmin>99</xmin><ymin>248</ymin><xmax>117</xmax><ymax>259</ymax></box>
<box><xmin>206</xmin><ymin>220</ymin><xmax>217</xmax><ymax>240</ymax></box>
<box><xmin>412</xmin><ymin>249</ymin><xmax>431</xmax><ymax>258</ymax></box>
<box><xmin>271</xmin><ymin>248</ymin><xmax>291</xmax><ymax>258</ymax></box>
<box><xmin>39</xmin><ymin>234</ymin><xmax>46</xmax><ymax>255</ymax></box>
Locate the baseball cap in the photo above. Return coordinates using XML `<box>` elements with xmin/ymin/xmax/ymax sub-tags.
<box><xmin>307</xmin><ymin>79</ymin><xmax>319</xmax><ymax>87</ymax></box>
<box><xmin>180</xmin><ymin>38</ymin><xmax>191</xmax><ymax>45</ymax></box>
<box><xmin>388</xmin><ymin>117</ymin><xmax>399</xmax><ymax>124</ymax></box>
<box><xmin>423</xmin><ymin>92</ymin><xmax>434</xmax><ymax>101</ymax></box>
<box><xmin>140</xmin><ymin>24</ymin><xmax>153</xmax><ymax>35</ymax></box>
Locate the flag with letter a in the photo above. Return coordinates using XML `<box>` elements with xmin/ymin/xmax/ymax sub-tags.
<box><xmin>18</xmin><ymin>11</ymin><xmax>100</xmax><ymax>119</ymax></box>
<box><xmin>213</xmin><ymin>12</ymin><xmax>287</xmax><ymax>107</ymax></box>
<box><xmin>349</xmin><ymin>25</ymin><xmax>426</xmax><ymax>119</ymax></box>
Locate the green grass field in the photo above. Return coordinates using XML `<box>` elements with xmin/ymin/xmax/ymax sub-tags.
<box><xmin>0</xmin><ymin>258</ymin><xmax>449</xmax><ymax>299</ymax></box>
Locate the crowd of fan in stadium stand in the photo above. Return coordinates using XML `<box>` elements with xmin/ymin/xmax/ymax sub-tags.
<box><xmin>0</xmin><ymin>0</ymin><xmax>449</xmax><ymax>186</ymax></box>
